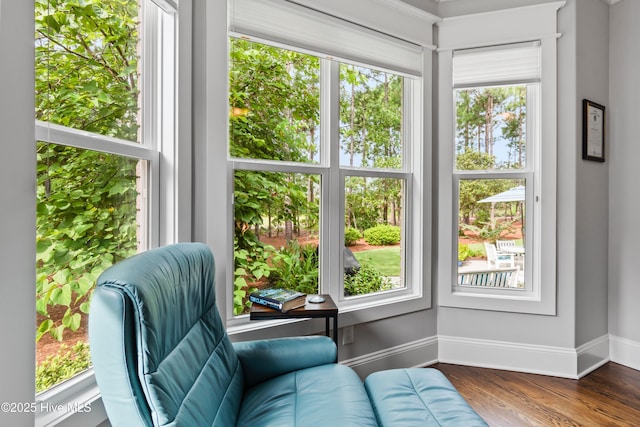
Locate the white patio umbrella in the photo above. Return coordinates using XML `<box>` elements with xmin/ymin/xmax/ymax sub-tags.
<box><xmin>478</xmin><ymin>185</ymin><xmax>525</xmax><ymax>203</ymax></box>
<box><xmin>478</xmin><ymin>185</ymin><xmax>525</xmax><ymax>238</ymax></box>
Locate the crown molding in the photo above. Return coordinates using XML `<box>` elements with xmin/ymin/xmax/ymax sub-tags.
<box><xmin>373</xmin><ymin>0</ymin><xmax>441</xmax><ymax>21</ymax></box>
<box><xmin>285</xmin><ymin>0</ymin><xmax>440</xmax><ymax>47</ymax></box>
<box><xmin>435</xmin><ymin>0</ymin><xmax>619</xmax><ymax>4</ymax></box>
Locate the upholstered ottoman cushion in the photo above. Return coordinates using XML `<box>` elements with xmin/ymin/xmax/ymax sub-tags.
<box><xmin>364</xmin><ymin>368</ymin><xmax>488</xmax><ymax>426</ymax></box>
<box><xmin>237</xmin><ymin>363</ymin><xmax>378</xmax><ymax>427</ymax></box>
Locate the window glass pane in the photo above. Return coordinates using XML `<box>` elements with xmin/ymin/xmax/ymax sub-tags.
<box><xmin>234</xmin><ymin>170</ymin><xmax>320</xmax><ymax>315</ymax></box>
<box><xmin>344</xmin><ymin>176</ymin><xmax>405</xmax><ymax>296</ymax></box>
<box><xmin>457</xmin><ymin>178</ymin><xmax>525</xmax><ymax>289</ymax></box>
<box><xmin>229</xmin><ymin>38</ymin><xmax>320</xmax><ymax>163</ymax></box>
<box><xmin>35</xmin><ymin>0</ymin><xmax>141</xmax><ymax>142</ymax></box>
<box><xmin>455</xmin><ymin>85</ymin><xmax>528</xmax><ymax>170</ymax></box>
<box><xmin>340</xmin><ymin>65</ymin><xmax>403</xmax><ymax>170</ymax></box>
<box><xmin>36</xmin><ymin>143</ymin><xmax>145</xmax><ymax>391</ymax></box>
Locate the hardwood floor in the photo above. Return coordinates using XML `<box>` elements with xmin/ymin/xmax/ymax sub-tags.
<box><xmin>432</xmin><ymin>362</ymin><xmax>640</xmax><ymax>426</ymax></box>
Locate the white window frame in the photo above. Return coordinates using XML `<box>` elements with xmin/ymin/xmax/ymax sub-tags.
<box><xmin>452</xmin><ymin>51</ymin><xmax>540</xmax><ymax>298</ymax></box>
<box><xmin>34</xmin><ymin>0</ymin><xmax>189</xmax><ymax>425</ymax></box>
<box><xmin>223</xmin><ymin>0</ymin><xmax>437</xmax><ymax>330</ymax></box>
<box><xmin>436</xmin><ymin>2</ymin><xmax>564</xmax><ymax>315</ymax></box>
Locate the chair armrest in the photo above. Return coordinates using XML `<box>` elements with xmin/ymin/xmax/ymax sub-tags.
<box><xmin>233</xmin><ymin>336</ymin><xmax>337</xmax><ymax>388</ymax></box>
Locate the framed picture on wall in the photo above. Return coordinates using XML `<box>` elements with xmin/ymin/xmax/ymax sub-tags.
<box><xmin>582</xmin><ymin>99</ymin><xmax>605</xmax><ymax>162</ymax></box>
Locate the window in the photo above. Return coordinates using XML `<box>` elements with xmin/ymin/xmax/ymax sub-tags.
<box><xmin>34</xmin><ymin>0</ymin><xmax>180</xmax><ymax>421</ymax></box>
<box><xmin>229</xmin><ymin>39</ymin><xmax>413</xmax><ymax>316</ymax></box>
<box><xmin>437</xmin><ymin>3</ymin><xmax>561</xmax><ymax>314</ymax></box>
<box><xmin>226</xmin><ymin>0</ymin><xmax>433</xmax><ymax>322</ymax></box>
<box><xmin>453</xmin><ymin>43</ymin><xmax>539</xmax><ymax>296</ymax></box>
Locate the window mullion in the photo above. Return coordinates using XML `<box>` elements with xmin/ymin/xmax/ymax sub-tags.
<box><xmin>323</xmin><ymin>60</ymin><xmax>342</xmax><ymax>299</ymax></box>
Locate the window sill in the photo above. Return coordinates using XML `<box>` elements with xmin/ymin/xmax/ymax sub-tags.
<box><xmin>35</xmin><ymin>370</ymin><xmax>107</xmax><ymax>427</ymax></box>
<box><xmin>439</xmin><ymin>289</ymin><xmax>556</xmax><ymax>315</ymax></box>
<box><xmin>227</xmin><ymin>290</ymin><xmax>431</xmax><ymax>338</ymax></box>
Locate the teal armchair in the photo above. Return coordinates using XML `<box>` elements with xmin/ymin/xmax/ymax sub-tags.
<box><xmin>88</xmin><ymin>243</ymin><xmax>377</xmax><ymax>427</ymax></box>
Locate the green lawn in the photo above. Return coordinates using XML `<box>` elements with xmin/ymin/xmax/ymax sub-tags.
<box><xmin>353</xmin><ymin>247</ymin><xmax>401</xmax><ymax>276</ymax></box>
<box><xmin>461</xmin><ymin>239</ymin><xmax>524</xmax><ymax>256</ymax></box>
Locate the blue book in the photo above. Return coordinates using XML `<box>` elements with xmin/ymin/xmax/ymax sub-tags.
<box><xmin>249</xmin><ymin>287</ymin><xmax>307</xmax><ymax>312</ymax></box>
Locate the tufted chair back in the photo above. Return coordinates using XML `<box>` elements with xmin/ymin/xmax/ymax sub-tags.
<box><xmin>89</xmin><ymin>243</ymin><xmax>244</xmax><ymax>426</ymax></box>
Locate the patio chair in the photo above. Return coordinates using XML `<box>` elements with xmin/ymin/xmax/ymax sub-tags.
<box><xmin>484</xmin><ymin>242</ymin><xmax>515</xmax><ymax>269</ymax></box>
<box><xmin>496</xmin><ymin>240</ymin><xmax>516</xmax><ymax>253</ymax></box>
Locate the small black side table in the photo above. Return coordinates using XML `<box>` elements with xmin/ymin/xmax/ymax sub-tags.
<box><xmin>249</xmin><ymin>294</ymin><xmax>338</xmax><ymax>347</ymax></box>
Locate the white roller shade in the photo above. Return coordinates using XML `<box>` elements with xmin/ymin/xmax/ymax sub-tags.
<box><xmin>229</xmin><ymin>0</ymin><xmax>424</xmax><ymax>77</ymax></box>
<box><xmin>453</xmin><ymin>42</ymin><xmax>540</xmax><ymax>88</ymax></box>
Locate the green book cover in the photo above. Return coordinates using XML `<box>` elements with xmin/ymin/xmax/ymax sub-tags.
<box><xmin>250</xmin><ymin>287</ymin><xmax>306</xmax><ymax>312</ymax></box>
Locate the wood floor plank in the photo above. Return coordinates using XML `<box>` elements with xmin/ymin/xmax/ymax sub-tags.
<box><xmin>432</xmin><ymin>362</ymin><xmax>640</xmax><ymax>427</ymax></box>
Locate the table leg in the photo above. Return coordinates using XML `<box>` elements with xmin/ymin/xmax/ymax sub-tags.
<box><xmin>325</xmin><ymin>317</ymin><xmax>329</xmax><ymax>338</ymax></box>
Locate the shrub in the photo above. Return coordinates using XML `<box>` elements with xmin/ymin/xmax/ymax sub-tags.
<box><xmin>344</xmin><ymin>262</ymin><xmax>392</xmax><ymax>296</ymax></box>
<box><xmin>36</xmin><ymin>341</ymin><xmax>91</xmax><ymax>392</ymax></box>
<box><xmin>269</xmin><ymin>241</ymin><xmax>319</xmax><ymax>294</ymax></box>
<box><xmin>458</xmin><ymin>244</ymin><xmax>472</xmax><ymax>261</ymax></box>
<box><xmin>363</xmin><ymin>225</ymin><xmax>401</xmax><ymax>246</ymax></box>
<box><xmin>233</xmin><ymin>235</ymin><xmax>274</xmax><ymax>315</ymax></box>
<box><xmin>344</xmin><ymin>227</ymin><xmax>362</xmax><ymax>246</ymax></box>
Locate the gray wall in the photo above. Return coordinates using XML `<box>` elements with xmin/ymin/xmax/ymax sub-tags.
<box><xmin>609</xmin><ymin>0</ymin><xmax>640</xmax><ymax>344</ymax></box>
<box><xmin>0</xmin><ymin>1</ymin><xmax>36</xmax><ymax>426</ymax></box>
<box><xmin>575</xmin><ymin>0</ymin><xmax>609</xmax><ymax>348</ymax></box>
<box><xmin>437</xmin><ymin>0</ymin><xmax>581</xmax><ymax>350</ymax></box>
<box><xmin>431</xmin><ymin>0</ymin><xmax>613</xmax><ymax>372</ymax></box>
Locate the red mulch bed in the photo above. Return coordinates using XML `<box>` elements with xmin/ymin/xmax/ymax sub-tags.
<box><xmin>36</xmin><ymin>305</ymin><xmax>88</xmax><ymax>365</ymax></box>
<box><xmin>260</xmin><ymin>234</ymin><xmax>391</xmax><ymax>253</ymax></box>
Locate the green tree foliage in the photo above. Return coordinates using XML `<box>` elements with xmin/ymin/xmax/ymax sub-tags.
<box><xmin>455</xmin><ymin>86</ymin><xmax>526</xmax><ymax>167</ymax></box>
<box><xmin>229</xmin><ymin>39</ymin><xmax>320</xmax><ymax>162</ymax></box>
<box><xmin>229</xmin><ymin>40</ymin><xmax>321</xmax><ymax>243</ymax></box>
<box><xmin>340</xmin><ymin>65</ymin><xmax>402</xmax><ymax>168</ymax></box>
<box><xmin>35</xmin><ymin>0</ymin><xmax>139</xmax><ymax>138</ymax></box>
<box><xmin>455</xmin><ymin>85</ymin><xmax>527</xmax><ymax>237</ymax></box>
<box><xmin>457</xmin><ymin>151</ymin><xmax>499</xmax><ymax>226</ymax></box>
<box><xmin>35</xmin><ymin>0</ymin><xmax>140</xmax><ymax>343</ymax></box>
<box><xmin>500</xmin><ymin>86</ymin><xmax>527</xmax><ymax>167</ymax></box>
<box><xmin>229</xmin><ymin>40</ymin><xmax>323</xmax><ymax>312</ymax></box>
<box><xmin>341</xmin><ymin>66</ymin><xmax>404</xmax><ymax>230</ymax></box>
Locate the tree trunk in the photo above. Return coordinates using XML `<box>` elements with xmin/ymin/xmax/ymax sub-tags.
<box><xmin>349</xmin><ymin>81</ymin><xmax>356</xmax><ymax>166</ymax></box>
<box><xmin>485</xmin><ymin>94</ymin><xmax>494</xmax><ymax>156</ymax></box>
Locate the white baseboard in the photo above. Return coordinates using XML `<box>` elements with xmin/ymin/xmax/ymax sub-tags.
<box><xmin>610</xmin><ymin>335</ymin><xmax>640</xmax><ymax>371</ymax></box>
<box><xmin>341</xmin><ymin>336</ymin><xmax>438</xmax><ymax>379</ymax></box>
<box><xmin>576</xmin><ymin>334</ymin><xmax>610</xmax><ymax>378</ymax></box>
<box><xmin>342</xmin><ymin>334</ymin><xmax>622</xmax><ymax>380</ymax></box>
<box><xmin>438</xmin><ymin>335</ymin><xmax>579</xmax><ymax>378</ymax></box>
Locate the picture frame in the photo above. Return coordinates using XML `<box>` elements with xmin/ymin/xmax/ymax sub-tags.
<box><xmin>582</xmin><ymin>99</ymin><xmax>605</xmax><ymax>162</ymax></box>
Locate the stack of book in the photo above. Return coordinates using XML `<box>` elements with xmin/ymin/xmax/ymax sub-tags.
<box><xmin>249</xmin><ymin>287</ymin><xmax>307</xmax><ymax>313</ymax></box>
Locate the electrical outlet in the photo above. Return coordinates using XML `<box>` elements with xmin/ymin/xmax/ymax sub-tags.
<box><xmin>342</xmin><ymin>325</ymin><xmax>354</xmax><ymax>345</ymax></box>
